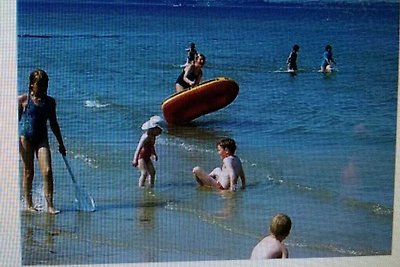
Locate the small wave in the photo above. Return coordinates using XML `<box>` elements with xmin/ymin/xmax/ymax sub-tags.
<box><xmin>18</xmin><ymin>34</ymin><xmax>52</xmax><ymax>39</ymax></box>
<box><xmin>70</xmin><ymin>152</ymin><xmax>99</xmax><ymax>169</ymax></box>
<box><xmin>279</xmin><ymin>125</ymin><xmax>310</xmax><ymax>134</ymax></box>
<box><xmin>160</xmin><ymin>136</ymin><xmax>215</xmax><ymax>155</ymax></box>
<box><xmin>341</xmin><ymin>197</ymin><xmax>393</xmax><ymax>217</ymax></box>
<box><xmin>20</xmin><ymin>186</ymin><xmax>46</xmax><ymax>212</ymax></box>
<box><xmin>164</xmin><ymin>202</ymin><xmax>257</xmax><ymax>238</ymax></box>
<box><xmin>290</xmin><ymin>240</ymin><xmax>388</xmax><ymax>256</ymax></box>
<box><xmin>84</xmin><ymin>100</ymin><xmax>110</xmax><ymax>109</ymax></box>
<box><xmin>268</xmin><ymin>174</ymin><xmax>393</xmax><ymax>217</ymax></box>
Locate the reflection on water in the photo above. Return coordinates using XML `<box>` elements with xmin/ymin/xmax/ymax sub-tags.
<box><xmin>22</xmin><ymin>212</ymin><xmax>58</xmax><ymax>264</ymax></box>
<box><xmin>135</xmin><ymin>188</ymin><xmax>164</xmax><ymax>262</ymax></box>
<box><xmin>137</xmin><ymin>189</ymin><xmax>157</xmax><ymax>230</ymax></box>
<box><xmin>212</xmin><ymin>191</ymin><xmax>238</xmax><ymax>219</ymax></box>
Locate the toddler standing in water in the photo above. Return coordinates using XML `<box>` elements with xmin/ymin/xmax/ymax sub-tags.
<box><xmin>132</xmin><ymin>116</ymin><xmax>163</xmax><ymax>187</ymax></box>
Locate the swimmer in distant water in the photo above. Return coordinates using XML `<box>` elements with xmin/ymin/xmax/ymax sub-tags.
<box><xmin>18</xmin><ymin>69</ymin><xmax>67</xmax><ymax>214</ymax></box>
<box><xmin>320</xmin><ymin>44</ymin><xmax>336</xmax><ymax>73</ymax></box>
<box><xmin>132</xmin><ymin>116</ymin><xmax>163</xmax><ymax>187</ymax></box>
<box><xmin>286</xmin><ymin>44</ymin><xmax>300</xmax><ymax>72</ymax></box>
<box><xmin>175</xmin><ymin>53</ymin><xmax>206</xmax><ymax>92</ymax></box>
<box><xmin>250</xmin><ymin>213</ymin><xmax>292</xmax><ymax>259</ymax></box>
<box><xmin>192</xmin><ymin>138</ymin><xmax>246</xmax><ymax>192</ymax></box>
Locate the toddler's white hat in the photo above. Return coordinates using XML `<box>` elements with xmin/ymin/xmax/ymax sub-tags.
<box><xmin>141</xmin><ymin>115</ymin><xmax>163</xmax><ymax>130</ymax></box>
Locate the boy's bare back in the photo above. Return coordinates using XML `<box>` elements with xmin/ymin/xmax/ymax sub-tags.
<box><xmin>250</xmin><ymin>213</ymin><xmax>292</xmax><ymax>260</ymax></box>
<box><xmin>250</xmin><ymin>235</ymin><xmax>288</xmax><ymax>259</ymax></box>
<box><xmin>221</xmin><ymin>155</ymin><xmax>246</xmax><ymax>190</ymax></box>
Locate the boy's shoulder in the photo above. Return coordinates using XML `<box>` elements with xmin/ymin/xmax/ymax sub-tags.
<box><xmin>252</xmin><ymin>235</ymin><xmax>283</xmax><ymax>259</ymax></box>
<box><xmin>223</xmin><ymin>155</ymin><xmax>243</xmax><ymax>167</ymax></box>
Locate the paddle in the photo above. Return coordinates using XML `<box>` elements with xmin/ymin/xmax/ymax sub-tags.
<box><xmin>62</xmin><ymin>155</ymin><xmax>96</xmax><ymax>212</ymax></box>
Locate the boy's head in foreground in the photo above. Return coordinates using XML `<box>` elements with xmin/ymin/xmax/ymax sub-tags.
<box><xmin>270</xmin><ymin>213</ymin><xmax>292</xmax><ymax>241</ymax></box>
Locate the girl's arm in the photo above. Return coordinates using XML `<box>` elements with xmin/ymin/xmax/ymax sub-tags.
<box><xmin>132</xmin><ymin>134</ymin><xmax>147</xmax><ymax>166</ymax></box>
<box><xmin>286</xmin><ymin>52</ymin><xmax>292</xmax><ymax>64</ymax></box>
<box><xmin>151</xmin><ymin>137</ymin><xmax>159</xmax><ymax>161</ymax></box>
<box><xmin>183</xmin><ymin>65</ymin><xmax>195</xmax><ymax>86</ymax></box>
<box><xmin>152</xmin><ymin>145</ymin><xmax>158</xmax><ymax>161</ymax></box>
<box><xmin>240</xmin><ymin>168</ymin><xmax>246</xmax><ymax>189</ymax></box>
<box><xmin>18</xmin><ymin>94</ymin><xmax>28</xmax><ymax>121</ymax></box>
<box><xmin>48</xmin><ymin>97</ymin><xmax>66</xmax><ymax>156</ymax></box>
<box><xmin>194</xmin><ymin>70</ymin><xmax>202</xmax><ymax>86</ymax></box>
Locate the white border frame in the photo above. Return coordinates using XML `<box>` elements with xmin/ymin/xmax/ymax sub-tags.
<box><xmin>1</xmin><ymin>0</ymin><xmax>398</xmax><ymax>266</ymax></box>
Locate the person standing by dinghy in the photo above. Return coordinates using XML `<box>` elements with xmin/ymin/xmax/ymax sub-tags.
<box><xmin>175</xmin><ymin>53</ymin><xmax>206</xmax><ymax>92</ymax></box>
<box><xmin>18</xmin><ymin>69</ymin><xmax>66</xmax><ymax>214</ymax></box>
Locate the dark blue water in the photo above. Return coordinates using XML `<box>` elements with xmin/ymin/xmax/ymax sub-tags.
<box><xmin>18</xmin><ymin>1</ymin><xmax>397</xmax><ymax>264</ymax></box>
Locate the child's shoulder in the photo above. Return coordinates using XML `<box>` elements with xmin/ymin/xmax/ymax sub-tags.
<box><xmin>140</xmin><ymin>132</ymin><xmax>149</xmax><ymax>140</ymax></box>
<box><xmin>224</xmin><ymin>155</ymin><xmax>242</xmax><ymax>164</ymax></box>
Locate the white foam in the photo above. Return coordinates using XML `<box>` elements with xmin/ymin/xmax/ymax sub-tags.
<box><xmin>84</xmin><ymin>100</ymin><xmax>110</xmax><ymax>108</ymax></box>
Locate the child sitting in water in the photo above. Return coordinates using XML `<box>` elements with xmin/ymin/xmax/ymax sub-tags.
<box><xmin>132</xmin><ymin>116</ymin><xmax>163</xmax><ymax>187</ymax></box>
<box><xmin>250</xmin><ymin>213</ymin><xmax>292</xmax><ymax>259</ymax></box>
<box><xmin>192</xmin><ymin>138</ymin><xmax>246</xmax><ymax>192</ymax></box>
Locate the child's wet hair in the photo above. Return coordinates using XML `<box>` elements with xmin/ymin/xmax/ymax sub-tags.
<box><xmin>269</xmin><ymin>213</ymin><xmax>292</xmax><ymax>238</ymax></box>
<box><xmin>217</xmin><ymin>138</ymin><xmax>236</xmax><ymax>154</ymax></box>
<box><xmin>196</xmin><ymin>53</ymin><xmax>206</xmax><ymax>62</ymax></box>
<box><xmin>29</xmin><ymin>69</ymin><xmax>49</xmax><ymax>94</ymax></box>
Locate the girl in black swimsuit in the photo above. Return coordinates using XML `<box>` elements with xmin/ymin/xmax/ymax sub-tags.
<box><xmin>175</xmin><ymin>54</ymin><xmax>206</xmax><ymax>92</ymax></box>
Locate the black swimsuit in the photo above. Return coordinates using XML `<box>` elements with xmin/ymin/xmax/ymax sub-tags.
<box><xmin>175</xmin><ymin>66</ymin><xmax>202</xmax><ymax>89</ymax></box>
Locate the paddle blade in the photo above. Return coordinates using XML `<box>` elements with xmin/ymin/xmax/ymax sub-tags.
<box><xmin>74</xmin><ymin>185</ymin><xmax>96</xmax><ymax>212</ymax></box>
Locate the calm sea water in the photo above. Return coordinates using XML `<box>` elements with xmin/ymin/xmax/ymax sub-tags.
<box><xmin>18</xmin><ymin>1</ymin><xmax>398</xmax><ymax>265</ymax></box>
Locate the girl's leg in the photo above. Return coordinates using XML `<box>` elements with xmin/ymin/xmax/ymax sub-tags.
<box><xmin>137</xmin><ymin>159</ymin><xmax>149</xmax><ymax>187</ymax></box>
<box><xmin>19</xmin><ymin>137</ymin><xmax>36</xmax><ymax>211</ymax></box>
<box><xmin>147</xmin><ymin>161</ymin><xmax>156</xmax><ymax>187</ymax></box>
<box><xmin>175</xmin><ymin>83</ymin><xmax>185</xmax><ymax>93</ymax></box>
<box><xmin>37</xmin><ymin>143</ymin><xmax>59</xmax><ymax>214</ymax></box>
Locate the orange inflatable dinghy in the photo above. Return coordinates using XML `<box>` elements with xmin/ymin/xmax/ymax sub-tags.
<box><xmin>161</xmin><ymin>77</ymin><xmax>239</xmax><ymax>124</ymax></box>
